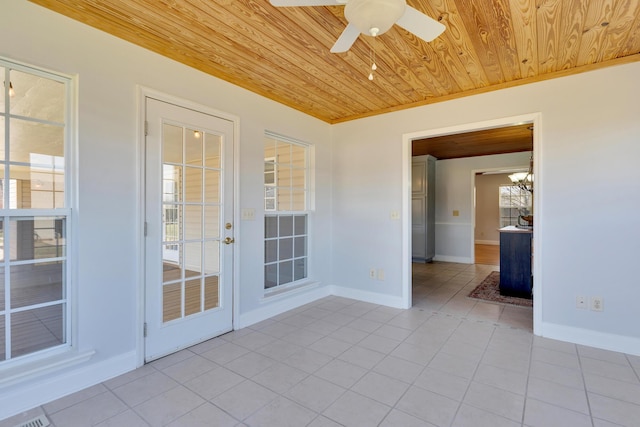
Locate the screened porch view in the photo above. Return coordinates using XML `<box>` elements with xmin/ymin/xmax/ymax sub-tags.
<box><xmin>160</xmin><ymin>124</ymin><xmax>222</xmax><ymax>323</ymax></box>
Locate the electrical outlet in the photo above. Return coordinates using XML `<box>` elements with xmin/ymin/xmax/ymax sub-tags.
<box><xmin>369</xmin><ymin>268</ymin><xmax>376</xmax><ymax>279</ymax></box>
<box><xmin>590</xmin><ymin>296</ymin><xmax>604</xmax><ymax>312</ymax></box>
<box><xmin>377</xmin><ymin>268</ymin><xmax>385</xmax><ymax>281</ymax></box>
<box><xmin>452</xmin><ymin>210</ymin><xmax>460</xmax><ymax>217</ymax></box>
<box><xmin>576</xmin><ymin>296</ymin><xmax>586</xmax><ymax>309</ymax></box>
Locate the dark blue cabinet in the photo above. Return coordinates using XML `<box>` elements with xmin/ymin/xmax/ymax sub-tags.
<box><xmin>499</xmin><ymin>227</ymin><xmax>532</xmax><ymax>298</ymax></box>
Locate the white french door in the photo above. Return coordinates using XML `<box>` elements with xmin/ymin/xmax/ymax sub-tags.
<box><xmin>144</xmin><ymin>97</ymin><xmax>234</xmax><ymax>361</ymax></box>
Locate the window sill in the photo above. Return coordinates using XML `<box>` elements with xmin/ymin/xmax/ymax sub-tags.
<box><xmin>262</xmin><ymin>280</ymin><xmax>320</xmax><ymax>302</ymax></box>
<box><xmin>0</xmin><ymin>348</ymin><xmax>95</xmax><ymax>389</ymax></box>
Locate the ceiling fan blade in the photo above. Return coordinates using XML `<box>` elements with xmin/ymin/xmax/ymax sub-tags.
<box><xmin>270</xmin><ymin>0</ymin><xmax>343</xmax><ymax>6</ymax></box>
<box><xmin>396</xmin><ymin>5</ymin><xmax>446</xmax><ymax>43</ymax></box>
<box><xmin>330</xmin><ymin>23</ymin><xmax>360</xmax><ymax>53</ymax></box>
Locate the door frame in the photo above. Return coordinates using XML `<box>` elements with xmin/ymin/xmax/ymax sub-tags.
<box><xmin>135</xmin><ymin>86</ymin><xmax>240</xmax><ymax>367</ymax></box>
<box><xmin>401</xmin><ymin>112</ymin><xmax>542</xmax><ymax>335</ymax></box>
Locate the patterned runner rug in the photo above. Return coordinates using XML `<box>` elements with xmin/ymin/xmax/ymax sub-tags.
<box><xmin>468</xmin><ymin>271</ymin><xmax>533</xmax><ymax>307</ymax></box>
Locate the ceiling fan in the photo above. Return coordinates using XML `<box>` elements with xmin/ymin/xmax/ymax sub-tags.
<box><xmin>270</xmin><ymin>0</ymin><xmax>446</xmax><ymax>53</ymax></box>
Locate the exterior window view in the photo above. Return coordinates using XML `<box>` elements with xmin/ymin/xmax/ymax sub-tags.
<box><xmin>264</xmin><ymin>134</ymin><xmax>309</xmax><ymax>290</ymax></box>
<box><xmin>0</xmin><ymin>61</ymin><xmax>69</xmax><ymax>362</ymax></box>
<box><xmin>499</xmin><ymin>184</ymin><xmax>532</xmax><ymax>228</ymax></box>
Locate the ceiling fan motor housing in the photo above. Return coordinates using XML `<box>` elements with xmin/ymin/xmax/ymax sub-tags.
<box><xmin>345</xmin><ymin>0</ymin><xmax>407</xmax><ymax>36</ymax></box>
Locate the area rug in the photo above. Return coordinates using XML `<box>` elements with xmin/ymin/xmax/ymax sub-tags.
<box><xmin>468</xmin><ymin>271</ymin><xmax>533</xmax><ymax>307</ymax></box>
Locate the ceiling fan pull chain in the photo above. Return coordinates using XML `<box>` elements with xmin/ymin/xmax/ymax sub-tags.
<box><xmin>369</xmin><ymin>41</ymin><xmax>377</xmax><ymax>81</ymax></box>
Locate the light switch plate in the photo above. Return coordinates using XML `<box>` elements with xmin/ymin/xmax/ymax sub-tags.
<box><xmin>241</xmin><ymin>208</ymin><xmax>255</xmax><ymax>221</ymax></box>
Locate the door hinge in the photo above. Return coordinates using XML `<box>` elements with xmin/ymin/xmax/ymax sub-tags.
<box><xmin>143</xmin><ymin>322</ymin><xmax>148</xmax><ymax>337</ymax></box>
<box><xmin>144</xmin><ymin>121</ymin><xmax>149</xmax><ymax>136</ymax></box>
<box><xmin>144</xmin><ymin>221</ymin><xmax>148</xmax><ymax>237</ymax></box>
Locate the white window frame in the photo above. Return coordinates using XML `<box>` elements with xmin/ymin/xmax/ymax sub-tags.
<box><xmin>263</xmin><ymin>132</ymin><xmax>311</xmax><ymax>294</ymax></box>
<box><xmin>0</xmin><ymin>58</ymin><xmax>75</xmax><ymax>368</ymax></box>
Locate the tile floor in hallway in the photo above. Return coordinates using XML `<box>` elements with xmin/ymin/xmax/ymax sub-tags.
<box><xmin>3</xmin><ymin>261</ymin><xmax>640</xmax><ymax>427</ymax></box>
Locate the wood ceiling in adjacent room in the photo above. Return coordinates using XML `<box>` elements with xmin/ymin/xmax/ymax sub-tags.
<box><xmin>30</xmin><ymin>0</ymin><xmax>640</xmax><ymax>124</ymax></box>
<box><xmin>412</xmin><ymin>123</ymin><xmax>533</xmax><ymax>159</ymax></box>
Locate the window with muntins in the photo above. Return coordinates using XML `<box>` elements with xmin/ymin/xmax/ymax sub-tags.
<box><xmin>0</xmin><ymin>60</ymin><xmax>71</xmax><ymax>363</ymax></box>
<box><xmin>499</xmin><ymin>184</ymin><xmax>531</xmax><ymax>227</ymax></box>
<box><xmin>264</xmin><ymin>134</ymin><xmax>308</xmax><ymax>290</ymax></box>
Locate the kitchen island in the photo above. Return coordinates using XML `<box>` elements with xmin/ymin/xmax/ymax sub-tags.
<box><xmin>499</xmin><ymin>226</ymin><xmax>532</xmax><ymax>298</ymax></box>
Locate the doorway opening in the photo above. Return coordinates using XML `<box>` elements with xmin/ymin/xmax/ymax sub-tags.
<box><xmin>402</xmin><ymin>113</ymin><xmax>541</xmax><ymax>334</ymax></box>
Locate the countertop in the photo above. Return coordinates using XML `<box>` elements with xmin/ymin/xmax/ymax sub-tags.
<box><xmin>499</xmin><ymin>225</ymin><xmax>533</xmax><ymax>233</ymax></box>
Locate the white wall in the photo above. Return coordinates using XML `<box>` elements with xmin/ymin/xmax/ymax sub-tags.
<box><xmin>475</xmin><ymin>172</ymin><xmax>514</xmax><ymax>244</ymax></box>
<box><xmin>0</xmin><ymin>1</ymin><xmax>332</xmax><ymax>418</ymax></box>
<box><xmin>332</xmin><ymin>61</ymin><xmax>640</xmax><ymax>355</ymax></box>
<box><xmin>434</xmin><ymin>153</ymin><xmax>530</xmax><ymax>262</ymax></box>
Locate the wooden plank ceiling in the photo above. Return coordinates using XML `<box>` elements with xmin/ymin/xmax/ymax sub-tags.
<box><xmin>30</xmin><ymin>0</ymin><xmax>640</xmax><ymax>124</ymax></box>
<box><xmin>412</xmin><ymin>123</ymin><xmax>533</xmax><ymax>159</ymax></box>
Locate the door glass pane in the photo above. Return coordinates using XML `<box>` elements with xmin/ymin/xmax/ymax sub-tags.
<box><xmin>162</xmin><ymin>124</ymin><xmax>183</xmax><ymax>164</ymax></box>
<box><xmin>163</xmin><ymin>283</ymin><xmax>181</xmax><ymax>322</ymax></box>
<box><xmin>185</xmin><ymin>167</ymin><xmax>202</xmax><ymax>203</ymax></box>
<box><xmin>163</xmin><ymin>205</ymin><xmax>181</xmax><ymax>242</ymax></box>
<box><xmin>204</xmin><ymin>241</ymin><xmax>219</xmax><ymax>274</ymax></box>
<box><xmin>0</xmin><ymin>315</ymin><xmax>5</xmax><ymax>361</ymax></box>
<box><xmin>184</xmin><ymin>242</ymin><xmax>202</xmax><ymax>278</ymax></box>
<box><xmin>204</xmin><ymin>170</ymin><xmax>220</xmax><ymax>203</ymax></box>
<box><xmin>163</xmin><ymin>165</ymin><xmax>182</xmax><ymax>203</ymax></box>
<box><xmin>205</xmin><ymin>134</ymin><xmax>221</xmax><ymax>168</ymax></box>
<box><xmin>186</xmin><ymin>129</ymin><xmax>203</xmax><ymax>165</ymax></box>
<box><xmin>184</xmin><ymin>278</ymin><xmax>201</xmax><ymax>316</ymax></box>
<box><xmin>161</xmin><ymin>120</ymin><xmax>222</xmax><ymax>324</ymax></box>
<box><xmin>163</xmin><ymin>249</ymin><xmax>182</xmax><ymax>282</ymax></box>
<box><xmin>185</xmin><ymin>205</ymin><xmax>202</xmax><ymax>241</ymax></box>
<box><xmin>204</xmin><ymin>275</ymin><xmax>219</xmax><ymax>309</ymax></box>
<box><xmin>0</xmin><ymin>117</ymin><xmax>4</xmax><ymax>161</ymax></box>
<box><xmin>204</xmin><ymin>206</ymin><xmax>219</xmax><ymax>239</ymax></box>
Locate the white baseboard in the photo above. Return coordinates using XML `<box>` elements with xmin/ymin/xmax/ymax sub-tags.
<box><xmin>330</xmin><ymin>285</ymin><xmax>406</xmax><ymax>309</ymax></box>
<box><xmin>433</xmin><ymin>255</ymin><xmax>473</xmax><ymax>264</ymax></box>
<box><xmin>541</xmin><ymin>322</ymin><xmax>640</xmax><ymax>357</ymax></box>
<box><xmin>0</xmin><ymin>351</ymin><xmax>137</xmax><ymax>420</ymax></box>
<box><xmin>475</xmin><ymin>240</ymin><xmax>499</xmax><ymax>245</ymax></box>
<box><xmin>236</xmin><ymin>285</ymin><xmax>331</xmax><ymax>329</ymax></box>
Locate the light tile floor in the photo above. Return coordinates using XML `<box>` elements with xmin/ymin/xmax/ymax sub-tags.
<box><xmin>3</xmin><ymin>262</ymin><xmax>640</xmax><ymax>426</ymax></box>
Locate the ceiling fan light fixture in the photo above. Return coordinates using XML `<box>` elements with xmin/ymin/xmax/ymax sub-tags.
<box><xmin>345</xmin><ymin>0</ymin><xmax>406</xmax><ymax>36</ymax></box>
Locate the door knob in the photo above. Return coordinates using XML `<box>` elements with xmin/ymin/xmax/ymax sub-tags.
<box><xmin>223</xmin><ymin>237</ymin><xmax>235</xmax><ymax>245</ymax></box>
